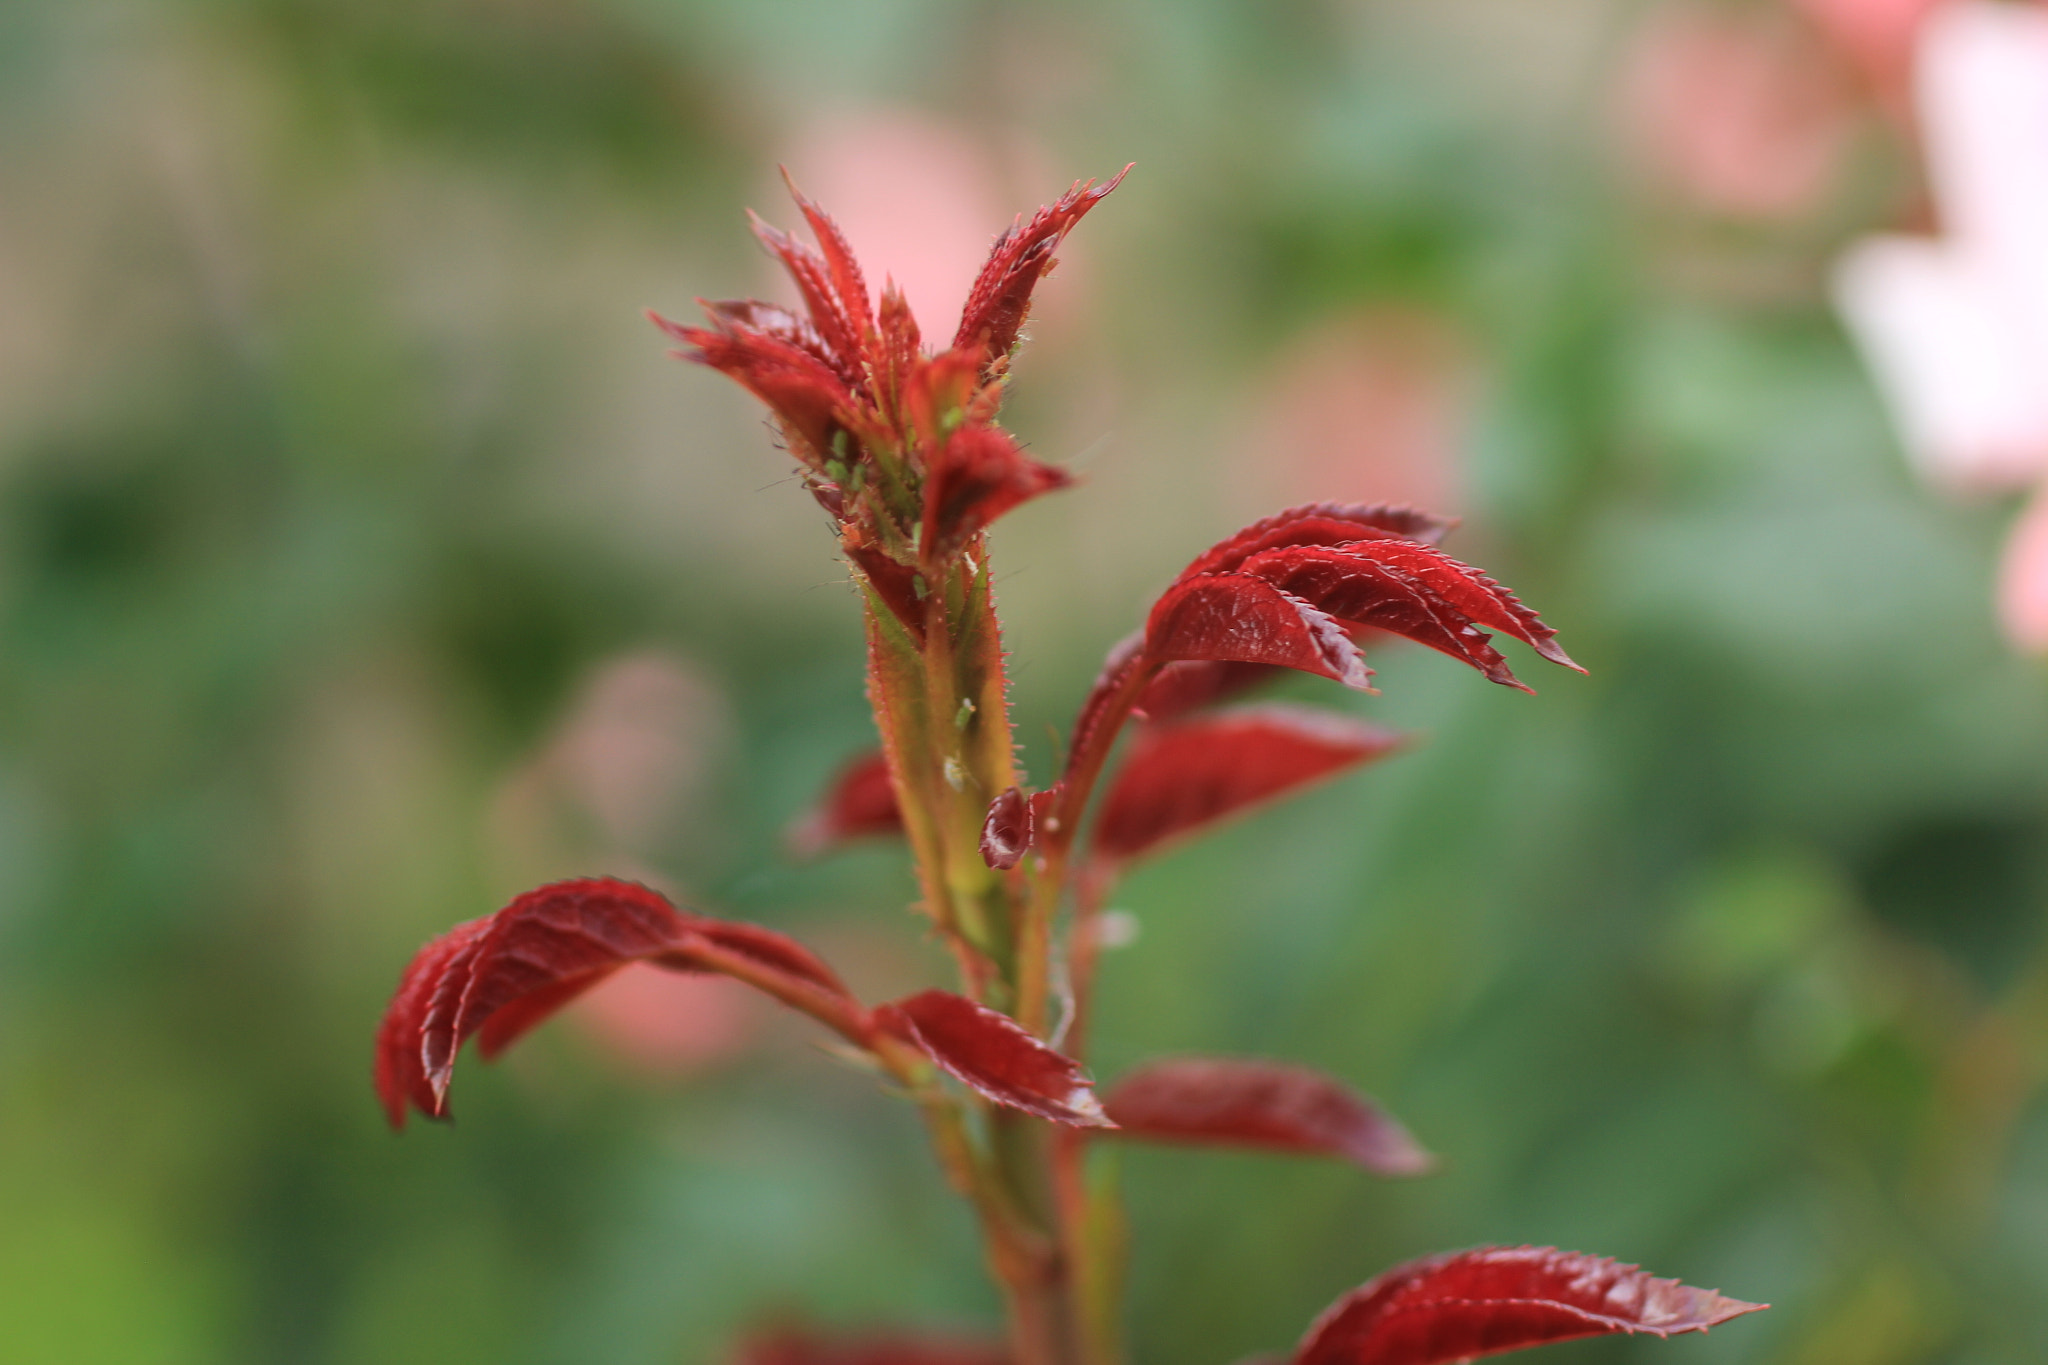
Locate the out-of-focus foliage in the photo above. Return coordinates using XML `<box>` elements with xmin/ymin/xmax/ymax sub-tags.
<box><xmin>3</xmin><ymin>1</ymin><xmax>2045</xmax><ymax>1363</ymax></box>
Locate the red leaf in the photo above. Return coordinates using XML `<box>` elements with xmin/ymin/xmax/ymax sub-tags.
<box><xmin>780</xmin><ymin>168</ymin><xmax>875</xmax><ymax>349</ymax></box>
<box><xmin>394</xmin><ymin>879</ymin><xmax>690</xmax><ymax>1125</ymax></box>
<box><xmin>874</xmin><ymin>990</ymin><xmax>1113</xmax><ymax>1128</ymax></box>
<box><xmin>980</xmin><ymin>786</ymin><xmax>1033</xmax><ymax>870</ymax></box>
<box><xmin>653</xmin><ymin>310</ymin><xmax>857</xmax><ymax>467</ymax></box>
<box><xmin>1102</xmin><ymin>1057</ymin><xmax>1433</xmax><ymax>1175</ymax></box>
<box><xmin>1135</xmin><ymin>658</ymin><xmax>1287</xmax><ymax>721</ymax></box>
<box><xmin>748</xmin><ymin>209</ymin><xmax>866</xmax><ymax>379</ymax></box>
<box><xmin>788</xmin><ymin>750</ymin><xmax>904</xmax><ymax>858</ymax></box>
<box><xmin>1092</xmin><ymin>705</ymin><xmax>1405</xmax><ymax>862</ymax></box>
<box><xmin>1293</xmin><ymin>1246</ymin><xmax>1767</xmax><ymax>1365</ymax></box>
<box><xmin>953</xmin><ymin>166</ymin><xmax>1131</xmax><ymax>371</ymax></box>
<box><xmin>739</xmin><ymin>1327</ymin><xmax>1008</xmax><ymax>1365</ymax></box>
<box><xmin>1144</xmin><ymin>574</ymin><xmax>1373</xmax><ymax>691</ymax></box>
<box><xmin>1177</xmin><ymin>503</ymin><xmax>1456</xmax><ymax>581</ymax></box>
<box><xmin>922</xmin><ymin>424</ymin><xmax>1072</xmax><ymax>559</ymax></box>
<box><xmin>1238</xmin><ymin>544</ymin><xmax>1527</xmax><ymax>691</ymax></box>
<box><xmin>376</xmin><ymin>880</ymin><xmax>862</xmax><ymax>1128</ymax></box>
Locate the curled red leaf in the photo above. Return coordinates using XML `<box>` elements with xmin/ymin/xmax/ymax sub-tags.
<box><xmin>376</xmin><ymin>879</ymin><xmax>862</xmax><ymax>1128</ymax></box>
<box><xmin>787</xmin><ymin>750</ymin><xmax>904</xmax><ymax>859</ymax></box>
<box><xmin>739</xmin><ymin>1326</ymin><xmax>1008</xmax><ymax>1365</ymax></box>
<box><xmin>953</xmin><ymin>166</ymin><xmax>1132</xmax><ymax>372</ymax></box>
<box><xmin>1293</xmin><ymin>1246</ymin><xmax>1767</xmax><ymax>1365</ymax></box>
<box><xmin>1091</xmin><ymin>705</ymin><xmax>1406</xmax><ymax>863</ymax></box>
<box><xmin>923</xmin><ymin>424</ymin><xmax>1072</xmax><ymax>560</ymax></box>
<box><xmin>874</xmin><ymin>990</ymin><xmax>1113</xmax><ymax>1128</ymax></box>
<box><xmin>1176</xmin><ymin>503</ymin><xmax>1456</xmax><ymax>582</ymax></box>
<box><xmin>980</xmin><ymin>786</ymin><xmax>1033</xmax><ymax>870</ymax></box>
<box><xmin>1102</xmin><ymin>1057</ymin><xmax>1433</xmax><ymax>1176</ymax></box>
<box><xmin>652</xmin><ymin>310</ymin><xmax>857</xmax><ymax>467</ymax></box>
<box><xmin>1144</xmin><ymin>574</ymin><xmax>1373</xmax><ymax>691</ymax></box>
<box><xmin>780</xmin><ymin>167</ymin><xmax>875</xmax><ymax>350</ymax></box>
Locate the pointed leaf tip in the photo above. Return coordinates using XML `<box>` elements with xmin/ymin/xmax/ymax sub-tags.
<box><xmin>1293</xmin><ymin>1246</ymin><xmax>1766</xmax><ymax>1365</ymax></box>
<box><xmin>875</xmin><ymin>990</ymin><xmax>1113</xmax><ymax>1128</ymax></box>
<box><xmin>788</xmin><ymin>750</ymin><xmax>903</xmax><ymax>859</ymax></box>
<box><xmin>1104</xmin><ymin>1057</ymin><xmax>1434</xmax><ymax>1175</ymax></box>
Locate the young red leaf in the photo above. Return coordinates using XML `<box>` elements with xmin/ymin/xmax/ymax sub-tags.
<box><xmin>780</xmin><ymin>168</ymin><xmax>875</xmax><ymax>350</ymax></box>
<box><xmin>653</xmin><ymin>310</ymin><xmax>857</xmax><ymax>468</ymax></box>
<box><xmin>922</xmin><ymin>424</ymin><xmax>1072</xmax><ymax>560</ymax></box>
<box><xmin>874</xmin><ymin>989</ymin><xmax>1114</xmax><ymax>1128</ymax></box>
<box><xmin>1091</xmin><ymin>706</ymin><xmax>1405</xmax><ymax>863</ymax></box>
<box><xmin>1237</xmin><ymin>544</ymin><xmax>1530</xmax><ymax>691</ymax></box>
<box><xmin>1176</xmin><ymin>503</ymin><xmax>1456</xmax><ymax>582</ymax></box>
<box><xmin>787</xmin><ymin>750</ymin><xmax>904</xmax><ymax>859</ymax></box>
<box><xmin>739</xmin><ymin>1326</ymin><xmax>1008</xmax><ymax>1365</ymax></box>
<box><xmin>1135</xmin><ymin>658</ymin><xmax>1287</xmax><ymax>721</ymax></box>
<box><xmin>953</xmin><ymin>166</ymin><xmax>1132</xmax><ymax>372</ymax></box>
<box><xmin>1293</xmin><ymin>1246</ymin><xmax>1766</xmax><ymax>1365</ymax></box>
<box><xmin>980</xmin><ymin>786</ymin><xmax>1033</xmax><ymax>870</ymax></box>
<box><xmin>1102</xmin><ymin>1057</ymin><xmax>1434</xmax><ymax>1176</ymax></box>
<box><xmin>391</xmin><ymin>879</ymin><xmax>690</xmax><ymax>1125</ymax></box>
<box><xmin>748</xmin><ymin>209</ymin><xmax>866</xmax><ymax>378</ymax></box>
<box><xmin>1146</xmin><ymin>575</ymin><xmax>1374</xmax><ymax>690</ymax></box>
<box><xmin>377</xmin><ymin>879</ymin><xmax>864</xmax><ymax>1127</ymax></box>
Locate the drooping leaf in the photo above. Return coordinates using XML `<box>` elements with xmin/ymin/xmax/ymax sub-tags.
<box><xmin>1091</xmin><ymin>706</ymin><xmax>1405</xmax><ymax>863</ymax></box>
<box><xmin>874</xmin><ymin>989</ymin><xmax>1114</xmax><ymax>1128</ymax></box>
<box><xmin>953</xmin><ymin>167</ymin><xmax>1132</xmax><ymax>372</ymax></box>
<box><xmin>1293</xmin><ymin>1246</ymin><xmax>1767</xmax><ymax>1365</ymax></box>
<box><xmin>1176</xmin><ymin>504</ymin><xmax>1456</xmax><ymax>581</ymax></box>
<box><xmin>738</xmin><ymin>1326</ymin><xmax>1008</xmax><ymax>1365</ymax></box>
<box><xmin>1144</xmin><ymin>575</ymin><xmax>1373</xmax><ymax>691</ymax></box>
<box><xmin>922</xmin><ymin>424</ymin><xmax>1071</xmax><ymax>560</ymax></box>
<box><xmin>1102</xmin><ymin>1057</ymin><xmax>1432</xmax><ymax>1175</ymax></box>
<box><xmin>788</xmin><ymin>750</ymin><xmax>904</xmax><ymax>858</ymax></box>
<box><xmin>376</xmin><ymin>879</ymin><xmax>862</xmax><ymax>1127</ymax></box>
<box><xmin>980</xmin><ymin>786</ymin><xmax>1033</xmax><ymax>870</ymax></box>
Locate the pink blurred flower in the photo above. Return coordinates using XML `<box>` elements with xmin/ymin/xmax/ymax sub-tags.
<box><xmin>1235</xmin><ymin>310</ymin><xmax>1469</xmax><ymax>518</ymax></box>
<box><xmin>1833</xmin><ymin>2</ymin><xmax>2048</xmax><ymax>650</ymax></box>
<box><xmin>570</xmin><ymin>963</ymin><xmax>760</xmax><ymax>1078</ymax></box>
<box><xmin>1792</xmin><ymin>0</ymin><xmax>1946</xmax><ymax>99</ymax></box>
<box><xmin>1619</xmin><ymin>3</ymin><xmax>1854</xmax><ymax>222</ymax></box>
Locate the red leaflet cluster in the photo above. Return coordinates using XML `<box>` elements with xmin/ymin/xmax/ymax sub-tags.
<box><xmin>652</xmin><ymin>168</ymin><xmax>1128</xmax><ymax>605</ymax></box>
<box><xmin>373</xmin><ymin>171</ymin><xmax>1767</xmax><ymax>1365</ymax></box>
<box><xmin>1293</xmin><ymin>1247</ymin><xmax>1766</xmax><ymax>1365</ymax></box>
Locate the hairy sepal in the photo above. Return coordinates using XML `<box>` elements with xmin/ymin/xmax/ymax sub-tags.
<box><xmin>1102</xmin><ymin>1057</ymin><xmax>1432</xmax><ymax>1175</ymax></box>
<box><xmin>1091</xmin><ymin>705</ymin><xmax>1406</xmax><ymax>863</ymax></box>
<box><xmin>1293</xmin><ymin>1246</ymin><xmax>1766</xmax><ymax>1365</ymax></box>
<box><xmin>874</xmin><ymin>989</ymin><xmax>1113</xmax><ymax>1128</ymax></box>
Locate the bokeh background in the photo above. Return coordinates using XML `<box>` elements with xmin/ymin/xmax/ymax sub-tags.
<box><xmin>5</xmin><ymin>0</ymin><xmax>2048</xmax><ymax>1362</ymax></box>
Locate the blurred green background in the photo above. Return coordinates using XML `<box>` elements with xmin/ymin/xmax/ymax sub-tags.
<box><xmin>5</xmin><ymin>1</ymin><xmax>2047</xmax><ymax>1362</ymax></box>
